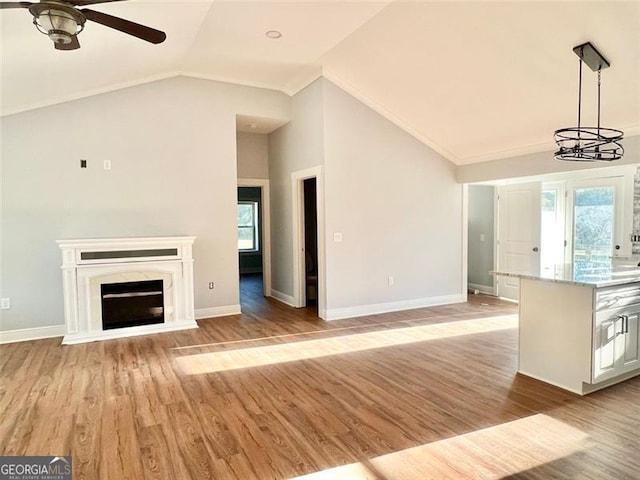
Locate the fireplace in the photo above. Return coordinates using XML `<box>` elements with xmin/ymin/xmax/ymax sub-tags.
<box><xmin>58</xmin><ymin>236</ymin><xmax>197</xmax><ymax>344</ymax></box>
<box><xmin>101</xmin><ymin>279</ymin><xmax>165</xmax><ymax>330</ymax></box>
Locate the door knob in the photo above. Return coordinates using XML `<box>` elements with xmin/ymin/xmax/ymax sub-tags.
<box><xmin>532</xmin><ymin>247</ymin><xmax>539</xmax><ymax>252</ymax></box>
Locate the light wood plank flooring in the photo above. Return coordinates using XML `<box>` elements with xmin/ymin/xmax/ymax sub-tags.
<box><xmin>1</xmin><ymin>282</ymin><xmax>639</xmax><ymax>479</ymax></box>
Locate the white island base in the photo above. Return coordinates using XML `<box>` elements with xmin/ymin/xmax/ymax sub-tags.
<box><xmin>518</xmin><ymin>277</ymin><xmax>640</xmax><ymax>395</ymax></box>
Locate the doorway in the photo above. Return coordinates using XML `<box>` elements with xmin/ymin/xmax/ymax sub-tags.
<box><xmin>291</xmin><ymin>166</ymin><xmax>325</xmax><ymax>317</ymax></box>
<box><xmin>303</xmin><ymin>178</ymin><xmax>318</xmax><ymax>309</ymax></box>
<box><xmin>237</xmin><ymin>179</ymin><xmax>272</xmax><ymax>309</ymax></box>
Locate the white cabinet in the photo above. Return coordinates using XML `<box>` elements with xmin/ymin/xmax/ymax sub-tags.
<box><xmin>593</xmin><ymin>284</ymin><xmax>640</xmax><ymax>382</ymax></box>
<box><xmin>621</xmin><ymin>310</ymin><xmax>640</xmax><ymax>372</ymax></box>
<box><xmin>518</xmin><ymin>278</ymin><xmax>640</xmax><ymax>395</ymax></box>
<box><xmin>594</xmin><ymin>308</ymin><xmax>640</xmax><ymax>381</ymax></box>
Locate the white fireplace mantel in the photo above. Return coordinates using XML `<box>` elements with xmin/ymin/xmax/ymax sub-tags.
<box><xmin>58</xmin><ymin>236</ymin><xmax>197</xmax><ymax>344</ymax></box>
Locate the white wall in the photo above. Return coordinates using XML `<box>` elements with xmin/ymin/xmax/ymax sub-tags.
<box><xmin>237</xmin><ymin>132</ymin><xmax>269</xmax><ymax>179</ymax></box>
<box><xmin>268</xmin><ymin>80</ymin><xmax>325</xmax><ymax>299</ymax></box>
<box><xmin>1</xmin><ymin>76</ymin><xmax>289</xmax><ymax>332</ymax></box>
<box><xmin>468</xmin><ymin>185</ymin><xmax>495</xmax><ymax>291</ymax></box>
<box><xmin>322</xmin><ymin>80</ymin><xmax>464</xmax><ymax>318</ymax></box>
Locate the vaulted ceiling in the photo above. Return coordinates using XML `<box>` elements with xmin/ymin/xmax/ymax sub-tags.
<box><xmin>2</xmin><ymin>1</ymin><xmax>639</xmax><ymax>165</ymax></box>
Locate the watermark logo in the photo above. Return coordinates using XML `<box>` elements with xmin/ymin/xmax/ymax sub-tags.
<box><xmin>0</xmin><ymin>456</ymin><xmax>72</xmax><ymax>480</ymax></box>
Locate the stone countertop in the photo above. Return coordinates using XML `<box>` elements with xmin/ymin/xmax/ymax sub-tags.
<box><xmin>492</xmin><ymin>263</ymin><xmax>640</xmax><ymax>288</ymax></box>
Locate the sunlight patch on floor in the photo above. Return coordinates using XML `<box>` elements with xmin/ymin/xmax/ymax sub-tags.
<box><xmin>291</xmin><ymin>462</ymin><xmax>379</xmax><ymax>480</ymax></box>
<box><xmin>290</xmin><ymin>414</ymin><xmax>591</xmax><ymax>480</ymax></box>
<box><xmin>175</xmin><ymin>315</ymin><xmax>517</xmax><ymax>374</ymax></box>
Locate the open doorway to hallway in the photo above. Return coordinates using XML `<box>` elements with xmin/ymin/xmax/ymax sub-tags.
<box><xmin>237</xmin><ymin>184</ymin><xmax>271</xmax><ymax>311</ymax></box>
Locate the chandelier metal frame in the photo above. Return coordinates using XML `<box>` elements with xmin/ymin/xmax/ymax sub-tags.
<box><xmin>554</xmin><ymin>42</ymin><xmax>624</xmax><ymax>162</ymax></box>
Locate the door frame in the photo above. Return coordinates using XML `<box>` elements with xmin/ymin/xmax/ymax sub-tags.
<box><xmin>291</xmin><ymin>166</ymin><xmax>326</xmax><ymax>318</ymax></box>
<box><xmin>237</xmin><ymin>178</ymin><xmax>272</xmax><ymax>297</ymax></box>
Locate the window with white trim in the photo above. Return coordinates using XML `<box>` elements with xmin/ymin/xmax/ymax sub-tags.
<box><xmin>237</xmin><ymin>201</ymin><xmax>259</xmax><ymax>251</ymax></box>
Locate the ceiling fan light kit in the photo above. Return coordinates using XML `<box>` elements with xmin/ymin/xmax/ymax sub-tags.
<box><xmin>1</xmin><ymin>0</ymin><xmax>167</xmax><ymax>50</ymax></box>
<box><xmin>29</xmin><ymin>2</ymin><xmax>85</xmax><ymax>45</ymax></box>
<box><xmin>554</xmin><ymin>41</ymin><xmax>624</xmax><ymax>162</ymax></box>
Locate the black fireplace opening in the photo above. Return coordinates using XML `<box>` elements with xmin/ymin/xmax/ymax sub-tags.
<box><xmin>101</xmin><ymin>280</ymin><xmax>164</xmax><ymax>330</ymax></box>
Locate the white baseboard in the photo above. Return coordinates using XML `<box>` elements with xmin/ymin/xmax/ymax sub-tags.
<box><xmin>271</xmin><ymin>289</ymin><xmax>296</xmax><ymax>307</ymax></box>
<box><xmin>325</xmin><ymin>294</ymin><xmax>466</xmax><ymax>321</ymax></box>
<box><xmin>0</xmin><ymin>325</ymin><xmax>66</xmax><ymax>344</ymax></box>
<box><xmin>468</xmin><ymin>283</ymin><xmax>495</xmax><ymax>295</ymax></box>
<box><xmin>195</xmin><ymin>305</ymin><xmax>241</xmax><ymax>320</ymax></box>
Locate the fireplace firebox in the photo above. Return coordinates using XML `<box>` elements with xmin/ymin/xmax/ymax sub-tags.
<box><xmin>101</xmin><ymin>280</ymin><xmax>164</xmax><ymax>330</ymax></box>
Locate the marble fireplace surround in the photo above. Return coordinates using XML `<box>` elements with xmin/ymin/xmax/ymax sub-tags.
<box><xmin>58</xmin><ymin>236</ymin><xmax>197</xmax><ymax>344</ymax></box>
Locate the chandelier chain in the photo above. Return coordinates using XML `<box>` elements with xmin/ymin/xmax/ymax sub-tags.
<box><xmin>597</xmin><ymin>68</ymin><xmax>601</xmax><ymax>133</ymax></box>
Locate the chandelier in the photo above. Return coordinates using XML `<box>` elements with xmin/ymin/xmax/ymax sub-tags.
<box><xmin>554</xmin><ymin>42</ymin><xmax>624</xmax><ymax>162</ymax></box>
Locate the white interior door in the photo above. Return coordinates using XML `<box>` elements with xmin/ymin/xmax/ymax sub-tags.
<box><xmin>497</xmin><ymin>182</ymin><xmax>541</xmax><ymax>300</ymax></box>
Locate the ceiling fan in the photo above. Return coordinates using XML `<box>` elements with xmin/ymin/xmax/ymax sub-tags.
<box><xmin>0</xmin><ymin>0</ymin><xmax>166</xmax><ymax>50</ymax></box>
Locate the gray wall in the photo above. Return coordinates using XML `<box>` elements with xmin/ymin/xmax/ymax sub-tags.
<box><xmin>1</xmin><ymin>76</ymin><xmax>289</xmax><ymax>331</ymax></box>
<box><xmin>236</xmin><ymin>132</ymin><xmax>269</xmax><ymax>179</ymax></box>
<box><xmin>322</xmin><ymin>80</ymin><xmax>463</xmax><ymax>314</ymax></box>
<box><xmin>467</xmin><ymin>185</ymin><xmax>495</xmax><ymax>289</ymax></box>
<box><xmin>268</xmin><ymin>79</ymin><xmax>325</xmax><ymax>297</ymax></box>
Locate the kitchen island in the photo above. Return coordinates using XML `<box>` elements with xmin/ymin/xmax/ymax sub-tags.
<box><xmin>494</xmin><ymin>263</ymin><xmax>640</xmax><ymax>395</ymax></box>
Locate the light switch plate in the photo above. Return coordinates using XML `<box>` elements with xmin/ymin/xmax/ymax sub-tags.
<box><xmin>333</xmin><ymin>233</ymin><xmax>343</xmax><ymax>243</ymax></box>
<box><xmin>0</xmin><ymin>298</ymin><xmax>10</xmax><ymax>310</ymax></box>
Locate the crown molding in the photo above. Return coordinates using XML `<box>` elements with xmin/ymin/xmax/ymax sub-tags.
<box><xmin>0</xmin><ymin>71</ymin><xmax>181</xmax><ymax>117</ymax></box>
<box><xmin>282</xmin><ymin>66</ymin><xmax>324</xmax><ymax>97</ymax></box>
<box><xmin>177</xmin><ymin>71</ymin><xmax>284</xmax><ymax>93</ymax></box>
<box><xmin>456</xmin><ymin>124</ymin><xmax>640</xmax><ymax>165</ymax></box>
<box><xmin>0</xmin><ymin>71</ymin><xmax>289</xmax><ymax>118</ymax></box>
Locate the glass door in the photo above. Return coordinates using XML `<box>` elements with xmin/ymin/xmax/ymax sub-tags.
<box><xmin>566</xmin><ymin>177</ymin><xmax>624</xmax><ymax>278</ymax></box>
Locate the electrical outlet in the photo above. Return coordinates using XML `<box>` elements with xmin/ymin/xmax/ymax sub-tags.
<box><xmin>80</xmin><ymin>159</ymin><xmax>87</xmax><ymax>168</ymax></box>
<box><xmin>631</xmin><ymin>234</ymin><xmax>640</xmax><ymax>243</ymax></box>
<box><xmin>208</xmin><ymin>282</ymin><xmax>215</xmax><ymax>290</ymax></box>
<box><xmin>103</xmin><ymin>160</ymin><xmax>111</xmax><ymax>170</ymax></box>
<box><xmin>0</xmin><ymin>298</ymin><xmax>10</xmax><ymax>310</ymax></box>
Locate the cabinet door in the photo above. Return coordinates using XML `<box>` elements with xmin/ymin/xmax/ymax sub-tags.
<box><xmin>593</xmin><ymin>315</ymin><xmax>623</xmax><ymax>382</ymax></box>
<box><xmin>621</xmin><ymin>311</ymin><xmax>640</xmax><ymax>373</ymax></box>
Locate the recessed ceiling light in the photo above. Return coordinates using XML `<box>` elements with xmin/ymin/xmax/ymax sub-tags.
<box><xmin>248</xmin><ymin>124</ymin><xmax>257</xmax><ymax>129</ymax></box>
<box><xmin>265</xmin><ymin>30</ymin><xmax>282</xmax><ymax>39</ymax></box>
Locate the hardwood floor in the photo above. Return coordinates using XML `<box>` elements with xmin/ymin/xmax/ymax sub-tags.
<box><xmin>1</xmin><ymin>287</ymin><xmax>639</xmax><ymax>479</ymax></box>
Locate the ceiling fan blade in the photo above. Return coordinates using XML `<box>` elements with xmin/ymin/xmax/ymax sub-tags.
<box><xmin>81</xmin><ymin>8</ymin><xmax>166</xmax><ymax>44</ymax></box>
<box><xmin>0</xmin><ymin>2</ymin><xmax>32</xmax><ymax>9</ymax></box>
<box><xmin>66</xmin><ymin>0</ymin><xmax>126</xmax><ymax>6</ymax></box>
<box><xmin>55</xmin><ymin>36</ymin><xmax>80</xmax><ymax>51</ymax></box>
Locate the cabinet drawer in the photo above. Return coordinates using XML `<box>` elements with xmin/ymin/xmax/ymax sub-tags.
<box><xmin>596</xmin><ymin>283</ymin><xmax>640</xmax><ymax>311</ymax></box>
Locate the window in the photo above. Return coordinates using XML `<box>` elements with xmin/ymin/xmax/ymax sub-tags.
<box><xmin>237</xmin><ymin>201</ymin><xmax>259</xmax><ymax>251</ymax></box>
